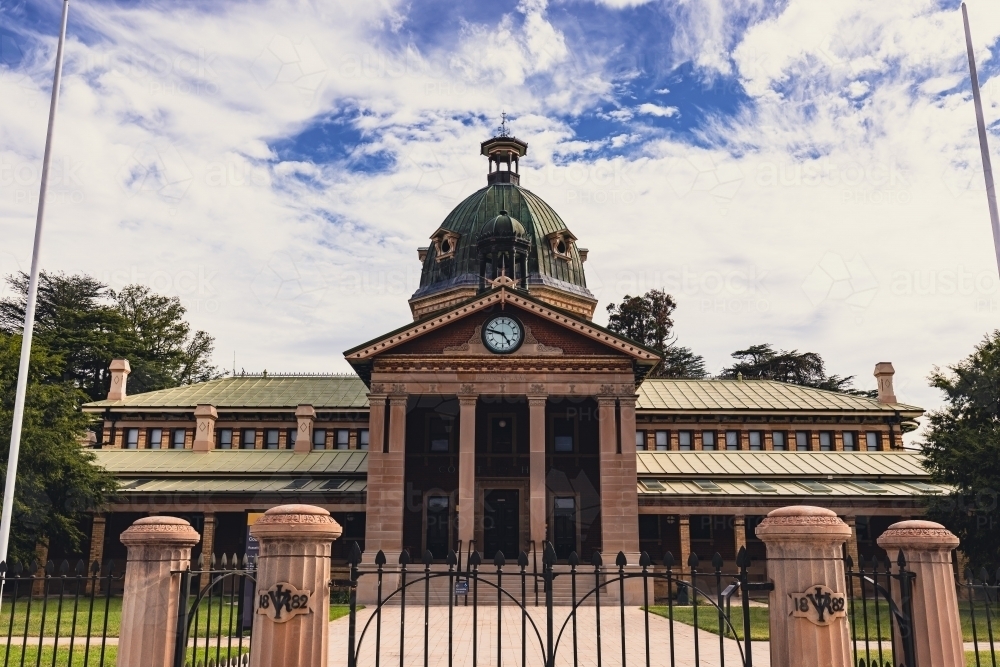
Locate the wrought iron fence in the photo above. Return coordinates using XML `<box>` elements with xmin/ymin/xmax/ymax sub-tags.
<box><xmin>960</xmin><ymin>566</ymin><xmax>999</xmax><ymax>667</ymax></box>
<box><xmin>0</xmin><ymin>559</ymin><xmax>122</xmax><ymax>667</ymax></box>
<box><xmin>343</xmin><ymin>542</ymin><xmax>770</xmax><ymax>667</ymax></box>
<box><xmin>844</xmin><ymin>552</ymin><xmax>917</xmax><ymax>667</ymax></box>
<box><xmin>173</xmin><ymin>554</ymin><xmax>256</xmax><ymax>667</ymax></box>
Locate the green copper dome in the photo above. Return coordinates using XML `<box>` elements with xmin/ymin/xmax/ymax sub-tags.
<box><xmin>411</xmin><ymin>182</ymin><xmax>593</xmax><ymax>306</ymax></box>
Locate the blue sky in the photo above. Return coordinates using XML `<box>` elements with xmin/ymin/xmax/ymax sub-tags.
<box><xmin>3</xmin><ymin>0</ymin><xmax>1000</xmax><ymax>433</ymax></box>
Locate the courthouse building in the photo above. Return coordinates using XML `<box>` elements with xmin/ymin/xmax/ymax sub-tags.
<box><xmin>80</xmin><ymin>132</ymin><xmax>937</xmax><ymax>589</ymax></box>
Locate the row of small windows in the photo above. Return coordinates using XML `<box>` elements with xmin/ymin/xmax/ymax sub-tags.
<box><xmin>217</xmin><ymin>428</ymin><xmax>369</xmax><ymax>450</ymax></box>
<box><xmin>634</xmin><ymin>429</ymin><xmax>883</xmax><ymax>452</ymax></box>
<box><xmin>121</xmin><ymin>427</ymin><xmax>369</xmax><ymax>450</ymax></box>
<box><xmin>123</xmin><ymin>427</ymin><xmax>187</xmax><ymax>449</ymax></box>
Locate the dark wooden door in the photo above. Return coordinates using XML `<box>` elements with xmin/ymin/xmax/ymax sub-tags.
<box><xmin>483</xmin><ymin>489</ymin><xmax>519</xmax><ymax>560</ymax></box>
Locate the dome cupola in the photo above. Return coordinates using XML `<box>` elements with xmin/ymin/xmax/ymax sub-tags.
<box><xmin>409</xmin><ymin>119</ymin><xmax>596</xmax><ymax>320</ymax></box>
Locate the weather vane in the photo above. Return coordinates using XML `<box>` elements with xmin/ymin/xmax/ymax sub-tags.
<box><xmin>496</xmin><ymin>111</ymin><xmax>510</xmax><ymax>138</ymax></box>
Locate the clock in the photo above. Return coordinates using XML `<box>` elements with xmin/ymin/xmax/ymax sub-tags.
<box><xmin>482</xmin><ymin>315</ymin><xmax>524</xmax><ymax>354</ymax></box>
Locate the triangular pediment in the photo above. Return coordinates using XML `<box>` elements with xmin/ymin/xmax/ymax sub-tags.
<box><xmin>344</xmin><ymin>288</ymin><xmax>660</xmax><ymax>379</ymax></box>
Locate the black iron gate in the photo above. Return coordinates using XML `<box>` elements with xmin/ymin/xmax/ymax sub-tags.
<box><xmin>173</xmin><ymin>554</ymin><xmax>256</xmax><ymax>667</ymax></box>
<box><xmin>844</xmin><ymin>552</ymin><xmax>917</xmax><ymax>667</ymax></box>
<box><xmin>344</xmin><ymin>542</ymin><xmax>769</xmax><ymax>667</ymax></box>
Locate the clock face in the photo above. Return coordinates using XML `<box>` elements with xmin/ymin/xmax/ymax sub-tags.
<box><xmin>482</xmin><ymin>315</ymin><xmax>524</xmax><ymax>354</ymax></box>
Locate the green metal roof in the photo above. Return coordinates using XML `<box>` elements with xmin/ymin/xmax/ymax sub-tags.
<box><xmin>636</xmin><ymin>451</ymin><xmax>930</xmax><ymax>479</ymax></box>
<box><xmin>83</xmin><ymin>375</ymin><xmax>368</xmax><ymax>411</ymax></box>
<box><xmin>637</xmin><ymin>478</ymin><xmax>946</xmax><ymax>497</ymax></box>
<box><xmin>412</xmin><ymin>183</ymin><xmax>593</xmax><ymax>302</ymax></box>
<box><xmin>637</xmin><ymin>379</ymin><xmax>922</xmax><ymax>415</ymax></box>
<box><xmin>113</xmin><ymin>477</ymin><xmax>366</xmax><ymax>495</ymax></box>
<box><xmin>93</xmin><ymin>450</ymin><xmax>368</xmax><ymax>475</ymax></box>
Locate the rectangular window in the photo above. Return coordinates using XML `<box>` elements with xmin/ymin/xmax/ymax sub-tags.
<box><xmin>749</xmin><ymin>431</ymin><xmax>762</xmax><ymax>450</ymax></box>
<box><xmin>489</xmin><ymin>415</ymin><xmax>513</xmax><ymax>453</ymax></box>
<box><xmin>772</xmin><ymin>431</ymin><xmax>787</xmax><ymax>451</ymax></box>
<box><xmin>287</xmin><ymin>428</ymin><xmax>297</xmax><ymax>449</ymax></box>
<box><xmin>843</xmin><ymin>431</ymin><xmax>856</xmax><ymax>451</ymax></box>
<box><xmin>725</xmin><ymin>430</ymin><xmax>740</xmax><ymax>450</ymax></box>
<box><xmin>866</xmin><ymin>432</ymin><xmax>881</xmax><ymax>451</ymax></box>
<box><xmin>635</xmin><ymin>430</ymin><xmax>646</xmax><ymax>451</ymax></box>
<box><xmin>148</xmin><ymin>428</ymin><xmax>162</xmax><ymax>450</ymax></box>
<box><xmin>217</xmin><ymin>428</ymin><xmax>233</xmax><ymax>449</ymax></box>
<box><xmin>678</xmin><ymin>431</ymin><xmax>692</xmax><ymax>450</ymax></box>
<box><xmin>655</xmin><ymin>430</ymin><xmax>669</xmax><ymax>450</ymax></box>
<box><xmin>819</xmin><ymin>431</ymin><xmax>833</xmax><ymax>451</ymax></box>
<box><xmin>429</xmin><ymin>416</ymin><xmax>453</xmax><ymax>452</ymax></box>
<box><xmin>335</xmin><ymin>429</ymin><xmax>350</xmax><ymax>450</ymax></box>
<box><xmin>265</xmin><ymin>429</ymin><xmax>280</xmax><ymax>449</ymax></box>
<box><xmin>795</xmin><ymin>431</ymin><xmax>810</xmax><ymax>451</ymax></box>
<box><xmin>241</xmin><ymin>428</ymin><xmax>256</xmax><ymax>449</ymax></box>
<box><xmin>702</xmin><ymin>431</ymin><xmax>716</xmax><ymax>450</ymax></box>
<box><xmin>312</xmin><ymin>428</ymin><xmax>327</xmax><ymax>450</ymax></box>
<box><xmin>171</xmin><ymin>429</ymin><xmax>186</xmax><ymax>449</ymax></box>
<box><xmin>125</xmin><ymin>428</ymin><xmax>139</xmax><ymax>449</ymax></box>
<box><xmin>553</xmin><ymin>416</ymin><xmax>574</xmax><ymax>453</ymax></box>
<box><xmin>359</xmin><ymin>429</ymin><xmax>369</xmax><ymax>450</ymax></box>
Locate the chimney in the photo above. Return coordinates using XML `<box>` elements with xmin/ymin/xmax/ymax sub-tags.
<box><xmin>874</xmin><ymin>362</ymin><xmax>896</xmax><ymax>403</ymax></box>
<box><xmin>108</xmin><ymin>359</ymin><xmax>131</xmax><ymax>401</ymax></box>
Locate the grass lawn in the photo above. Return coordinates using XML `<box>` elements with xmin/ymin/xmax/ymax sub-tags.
<box><xmin>0</xmin><ymin>645</ymin><xmax>117</xmax><ymax>666</ymax></box>
<box><xmin>653</xmin><ymin>598</ymin><xmax>1000</xmax><ymax>645</ymax></box>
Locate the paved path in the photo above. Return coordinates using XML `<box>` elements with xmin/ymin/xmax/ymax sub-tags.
<box><xmin>329</xmin><ymin>606</ymin><xmax>769</xmax><ymax>667</ymax></box>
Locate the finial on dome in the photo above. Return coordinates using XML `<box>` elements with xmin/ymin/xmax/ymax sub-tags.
<box><xmin>497</xmin><ymin>111</ymin><xmax>511</xmax><ymax>138</ymax></box>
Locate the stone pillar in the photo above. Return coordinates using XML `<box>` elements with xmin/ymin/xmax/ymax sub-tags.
<box><xmin>359</xmin><ymin>395</ymin><xmax>387</xmax><ymax>604</ymax></box>
<box><xmin>597</xmin><ymin>397</ymin><xmax>620</xmax><ymax>554</ymax></box>
<box><xmin>733</xmin><ymin>515</ymin><xmax>746</xmax><ymax>560</ymax></box>
<box><xmin>87</xmin><ymin>514</ymin><xmax>107</xmax><ymax>593</ymax></box>
<box><xmin>202</xmin><ymin>512</ymin><xmax>216</xmax><ymax>562</ymax></box>
<box><xmin>294</xmin><ymin>404</ymin><xmax>316</xmax><ymax>453</ymax></box>
<box><xmin>844</xmin><ymin>516</ymin><xmax>859</xmax><ymax>565</ymax></box>
<box><xmin>192</xmin><ymin>404</ymin><xmax>217</xmax><ymax>451</ymax></box>
<box><xmin>756</xmin><ymin>506</ymin><xmax>852</xmax><ymax>667</ymax></box>
<box><xmin>457</xmin><ymin>395</ymin><xmax>477</xmax><ymax>550</ymax></box>
<box><xmin>118</xmin><ymin>516</ymin><xmax>200</xmax><ymax>667</ymax></box>
<box><xmin>678</xmin><ymin>515</ymin><xmax>691</xmax><ymax>576</ymax></box>
<box><xmin>528</xmin><ymin>395</ymin><xmax>547</xmax><ymax>552</ymax></box>
<box><xmin>615</xmin><ymin>395</ymin><xmax>642</xmax><ymax>602</ymax></box>
<box><xmin>877</xmin><ymin>520</ymin><xmax>963</xmax><ymax>667</ymax></box>
<box><xmin>250</xmin><ymin>505</ymin><xmax>342</xmax><ymax>667</ymax></box>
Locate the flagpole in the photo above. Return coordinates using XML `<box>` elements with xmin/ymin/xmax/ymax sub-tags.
<box><xmin>0</xmin><ymin>0</ymin><xmax>72</xmax><ymax>566</ymax></box>
<box><xmin>962</xmin><ymin>2</ymin><xmax>1000</xmax><ymax>278</ymax></box>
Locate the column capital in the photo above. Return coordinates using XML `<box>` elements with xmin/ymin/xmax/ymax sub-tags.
<box><xmin>618</xmin><ymin>394</ymin><xmax>637</xmax><ymax>407</ymax></box>
<box><xmin>367</xmin><ymin>394</ymin><xmax>387</xmax><ymax>406</ymax></box>
<box><xmin>457</xmin><ymin>394</ymin><xmax>478</xmax><ymax>407</ymax></box>
<box><xmin>388</xmin><ymin>395</ymin><xmax>408</xmax><ymax>407</ymax></box>
<box><xmin>527</xmin><ymin>395</ymin><xmax>547</xmax><ymax>407</ymax></box>
<box><xmin>596</xmin><ymin>396</ymin><xmax>617</xmax><ymax>407</ymax></box>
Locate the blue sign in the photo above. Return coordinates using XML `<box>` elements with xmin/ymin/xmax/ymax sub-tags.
<box><xmin>455</xmin><ymin>580</ymin><xmax>469</xmax><ymax>596</ymax></box>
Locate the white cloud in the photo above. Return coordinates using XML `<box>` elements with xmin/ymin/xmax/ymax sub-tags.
<box><xmin>636</xmin><ymin>102</ymin><xmax>679</xmax><ymax>117</ymax></box>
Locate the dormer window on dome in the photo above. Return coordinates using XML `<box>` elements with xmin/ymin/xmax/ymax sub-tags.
<box><xmin>430</xmin><ymin>228</ymin><xmax>461</xmax><ymax>262</ymax></box>
<box><xmin>546</xmin><ymin>230</ymin><xmax>578</xmax><ymax>261</ymax></box>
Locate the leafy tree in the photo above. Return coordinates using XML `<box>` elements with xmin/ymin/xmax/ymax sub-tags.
<box><xmin>605</xmin><ymin>289</ymin><xmax>708</xmax><ymax>378</ymax></box>
<box><xmin>922</xmin><ymin>331</ymin><xmax>1000</xmax><ymax>570</ymax></box>
<box><xmin>0</xmin><ymin>331</ymin><xmax>117</xmax><ymax>563</ymax></box>
<box><xmin>0</xmin><ymin>273</ymin><xmax>221</xmax><ymax>401</ymax></box>
<box><xmin>718</xmin><ymin>343</ymin><xmax>875</xmax><ymax>397</ymax></box>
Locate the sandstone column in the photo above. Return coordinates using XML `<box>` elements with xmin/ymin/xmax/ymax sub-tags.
<box><xmin>201</xmin><ymin>512</ymin><xmax>216</xmax><ymax>563</ymax></box>
<box><xmin>877</xmin><ymin>520</ymin><xmax>963</xmax><ymax>667</ymax></box>
<box><xmin>756</xmin><ymin>506</ymin><xmax>852</xmax><ymax>667</ymax></box>
<box><xmin>250</xmin><ymin>505</ymin><xmax>342</xmax><ymax>667</ymax></box>
<box><xmin>528</xmin><ymin>395</ymin><xmax>547</xmax><ymax>553</ymax></box>
<box><xmin>117</xmin><ymin>516</ymin><xmax>201</xmax><ymax>667</ymax></box>
<box><xmin>597</xmin><ymin>397</ymin><xmax>620</xmax><ymax>554</ymax></box>
<box><xmin>358</xmin><ymin>394</ymin><xmax>386</xmax><ymax>604</ymax></box>
<box><xmin>457</xmin><ymin>395</ymin><xmax>478</xmax><ymax>550</ymax></box>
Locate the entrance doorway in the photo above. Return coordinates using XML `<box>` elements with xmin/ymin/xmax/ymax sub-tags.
<box><xmin>425</xmin><ymin>496</ymin><xmax>451</xmax><ymax>560</ymax></box>
<box><xmin>553</xmin><ymin>497</ymin><xmax>577</xmax><ymax>559</ymax></box>
<box><xmin>483</xmin><ymin>489</ymin><xmax>519</xmax><ymax>559</ymax></box>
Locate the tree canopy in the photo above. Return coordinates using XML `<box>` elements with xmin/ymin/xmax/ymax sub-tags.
<box><xmin>718</xmin><ymin>343</ymin><xmax>876</xmax><ymax>397</ymax></box>
<box><xmin>922</xmin><ymin>331</ymin><xmax>1000</xmax><ymax>570</ymax></box>
<box><xmin>605</xmin><ymin>289</ymin><xmax>708</xmax><ymax>378</ymax></box>
<box><xmin>0</xmin><ymin>273</ymin><xmax>220</xmax><ymax>402</ymax></box>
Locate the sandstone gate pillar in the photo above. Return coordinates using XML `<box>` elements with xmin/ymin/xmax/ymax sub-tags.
<box><xmin>250</xmin><ymin>504</ymin><xmax>343</xmax><ymax>667</ymax></box>
<box><xmin>877</xmin><ymin>520</ymin><xmax>964</xmax><ymax>667</ymax></box>
<box><xmin>756</xmin><ymin>506</ymin><xmax>852</xmax><ymax>667</ymax></box>
<box><xmin>117</xmin><ymin>516</ymin><xmax>201</xmax><ymax>667</ymax></box>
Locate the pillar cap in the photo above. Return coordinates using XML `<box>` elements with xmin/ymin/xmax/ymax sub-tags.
<box><xmin>251</xmin><ymin>504</ymin><xmax>343</xmax><ymax>541</ymax></box>
<box><xmin>877</xmin><ymin>519</ymin><xmax>959</xmax><ymax>551</ymax></box>
<box><xmin>120</xmin><ymin>516</ymin><xmax>201</xmax><ymax>547</ymax></box>
<box><xmin>755</xmin><ymin>505</ymin><xmax>851</xmax><ymax>541</ymax></box>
